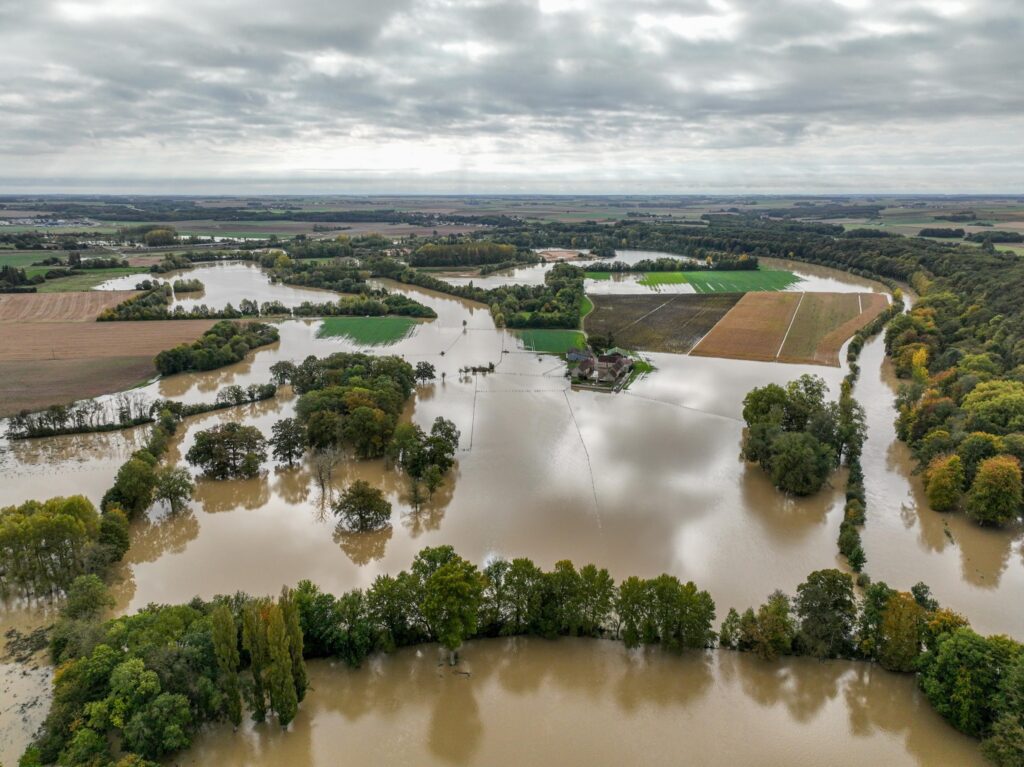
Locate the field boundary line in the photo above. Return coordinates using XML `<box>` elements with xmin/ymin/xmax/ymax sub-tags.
<box><xmin>775</xmin><ymin>291</ymin><xmax>806</xmax><ymax>360</ymax></box>
<box><xmin>689</xmin><ymin>300</ymin><xmax>735</xmax><ymax>355</ymax></box>
<box><xmin>610</xmin><ymin>293</ymin><xmax>679</xmax><ymax>336</ymax></box>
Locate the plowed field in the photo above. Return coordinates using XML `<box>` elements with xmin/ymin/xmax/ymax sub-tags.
<box><xmin>585</xmin><ymin>294</ymin><xmax>741</xmax><ymax>354</ymax></box>
<box><xmin>691</xmin><ymin>291</ymin><xmax>887</xmax><ymax>366</ymax></box>
<box><xmin>0</xmin><ymin>290</ymin><xmax>138</xmax><ymax>322</ymax></box>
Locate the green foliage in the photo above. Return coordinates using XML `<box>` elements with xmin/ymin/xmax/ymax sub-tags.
<box><xmin>0</xmin><ymin>495</ymin><xmax>102</xmax><ymax>596</ymax></box>
<box><xmin>742</xmin><ymin>375</ymin><xmax>847</xmax><ymax>496</ymax></box>
<box><xmin>270</xmin><ymin>417</ymin><xmax>307</xmax><ymax>466</ymax></box>
<box><xmin>333</xmin><ymin>480</ymin><xmax>392</xmax><ymax>532</ymax></box>
<box><xmin>63</xmin><ymin>575</ymin><xmax>114</xmax><ymax>621</ymax></box>
<box><xmin>103</xmin><ymin>457</ymin><xmax>157</xmax><ymax>518</ymax></box>
<box><xmin>920</xmin><ymin>628</ymin><xmax>1022</xmax><ymax>738</ymax></box>
<box><xmin>794</xmin><ymin>569</ymin><xmax>857</xmax><ymax>659</ymax></box>
<box><xmin>185</xmin><ymin>422</ymin><xmax>267</xmax><ymax>479</ymax></box>
<box><xmin>925</xmin><ymin>454</ymin><xmax>965</xmax><ymax>511</ymax></box>
<box><xmin>965</xmin><ymin>455</ymin><xmax>1023</xmax><ymax>526</ymax></box>
<box><xmin>422</xmin><ymin>553</ymin><xmax>485</xmax><ymax>656</ymax></box>
<box><xmin>154</xmin><ymin>321</ymin><xmax>279</xmax><ymax>375</ymax></box>
<box><xmin>211</xmin><ymin>604</ymin><xmax>242</xmax><ymax>727</ymax></box>
<box><xmin>153</xmin><ymin>466</ymin><xmax>193</xmax><ymax>513</ymax></box>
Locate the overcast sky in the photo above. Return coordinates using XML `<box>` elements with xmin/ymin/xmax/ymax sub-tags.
<box><xmin>1</xmin><ymin>0</ymin><xmax>1022</xmax><ymax>194</ymax></box>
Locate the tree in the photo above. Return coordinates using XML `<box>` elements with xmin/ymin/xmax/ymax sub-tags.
<box><xmin>421</xmin><ymin>554</ymin><xmax>484</xmax><ymax>664</ymax></box>
<box><xmin>305</xmin><ymin>410</ymin><xmax>344</xmax><ymax>450</ymax></box>
<box><xmin>123</xmin><ymin>692</ymin><xmax>192</xmax><ymax>759</ymax></box>
<box><xmin>794</xmin><ymin>569</ymin><xmax>857</xmax><ymax>659</ymax></box>
<box><xmin>333</xmin><ymin>480</ymin><xmax>392</xmax><ymax>531</ymax></box>
<box><xmin>926</xmin><ymin>454</ymin><xmax>965</xmax><ymax>512</ymax></box>
<box><xmin>63</xmin><ymin>575</ymin><xmax>114</xmax><ymax>621</ymax></box>
<box><xmin>920</xmin><ymin>628</ymin><xmax>1016</xmax><ymax>737</ymax></box>
<box><xmin>153</xmin><ymin>466</ymin><xmax>193</xmax><ymax>513</ymax></box>
<box><xmin>211</xmin><ymin>604</ymin><xmax>242</xmax><ymax>727</ymax></box>
<box><xmin>343</xmin><ymin>406</ymin><xmax>393</xmax><ymax>458</ymax></box>
<box><xmin>270</xmin><ymin>418</ymin><xmax>306</xmax><ymax>466</ymax></box>
<box><xmin>966</xmin><ymin>455</ymin><xmax>1023</xmax><ymax>526</ymax></box>
<box><xmin>878</xmin><ymin>591</ymin><xmax>923</xmax><ymax>672</ymax></box>
<box><xmin>750</xmin><ymin>590</ymin><xmax>796</xmax><ymax>661</ymax></box>
<box><xmin>265</xmin><ymin>603</ymin><xmax>298</xmax><ymax>727</ymax></box>
<box><xmin>105</xmin><ymin>457</ymin><xmax>158</xmax><ymax>518</ymax></box>
<box><xmin>769</xmin><ymin>432</ymin><xmax>834</xmax><ymax>496</ymax></box>
<box><xmin>982</xmin><ymin>654</ymin><xmax>1024</xmax><ymax>766</ymax></box>
<box><xmin>279</xmin><ymin>588</ymin><xmax>308</xmax><ymax>702</ymax></box>
<box><xmin>241</xmin><ymin>600</ymin><xmax>269</xmax><ymax>723</ymax></box>
<box><xmin>414</xmin><ymin>361</ymin><xmax>436</xmax><ymax>384</ymax></box>
<box><xmin>578</xmin><ymin>563</ymin><xmax>615</xmax><ymax>637</ymax></box>
<box><xmin>185</xmin><ymin>423</ymin><xmax>267</xmax><ymax>479</ymax></box>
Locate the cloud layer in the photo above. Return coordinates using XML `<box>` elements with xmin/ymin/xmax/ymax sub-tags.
<box><xmin>1</xmin><ymin>0</ymin><xmax>1022</xmax><ymax>192</ymax></box>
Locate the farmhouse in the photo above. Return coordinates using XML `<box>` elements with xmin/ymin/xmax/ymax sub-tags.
<box><xmin>575</xmin><ymin>356</ymin><xmax>596</xmax><ymax>380</ymax></box>
<box><xmin>597</xmin><ymin>350</ymin><xmax>633</xmax><ymax>383</ymax></box>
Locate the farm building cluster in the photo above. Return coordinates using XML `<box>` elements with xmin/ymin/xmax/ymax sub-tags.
<box><xmin>568</xmin><ymin>346</ymin><xmax>634</xmax><ymax>384</ymax></box>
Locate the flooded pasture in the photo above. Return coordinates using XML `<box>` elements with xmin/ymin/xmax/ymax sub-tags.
<box><xmin>1</xmin><ymin>257</ymin><xmax>1018</xmax><ymax>766</ymax></box>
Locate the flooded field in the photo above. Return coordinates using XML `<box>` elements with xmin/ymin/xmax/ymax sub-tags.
<box><xmin>96</xmin><ymin>260</ymin><xmax>335</xmax><ymax>310</ymax></box>
<box><xmin>1</xmin><ymin>257</ymin><xmax>1019</xmax><ymax>766</ymax></box>
<box><xmin>181</xmin><ymin>639</ymin><xmax>984</xmax><ymax>767</ymax></box>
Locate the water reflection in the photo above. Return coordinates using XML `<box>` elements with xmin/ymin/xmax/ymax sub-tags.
<box><xmin>180</xmin><ymin>639</ymin><xmax>984</xmax><ymax>767</ymax></box>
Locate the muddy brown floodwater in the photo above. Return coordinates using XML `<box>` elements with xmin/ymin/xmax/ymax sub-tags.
<box><xmin>180</xmin><ymin>639</ymin><xmax>984</xmax><ymax>767</ymax></box>
<box><xmin>0</xmin><ymin>259</ymin><xmax>1016</xmax><ymax>765</ymax></box>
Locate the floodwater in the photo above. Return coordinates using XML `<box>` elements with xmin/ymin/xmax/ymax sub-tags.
<box><xmin>96</xmin><ymin>260</ymin><xmax>335</xmax><ymax>310</ymax></box>
<box><xmin>0</xmin><ymin>257</ymin><xmax>1015</xmax><ymax>765</ymax></box>
<box><xmin>181</xmin><ymin>639</ymin><xmax>984</xmax><ymax>767</ymax></box>
<box><xmin>440</xmin><ymin>251</ymin><xmax>889</xmax><ymax>296</ymax></box>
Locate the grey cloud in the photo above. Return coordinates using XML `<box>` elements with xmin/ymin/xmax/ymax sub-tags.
<box><xmin>0</xmin><ymin>0</ymin><xmax>1022</xmax><ymax>190</ymax></box>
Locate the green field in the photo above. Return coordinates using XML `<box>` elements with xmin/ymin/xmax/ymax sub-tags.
<box><xmin>683</xmin><ymin>270</ymin><xmax>800</xmax><ymax>293</ymax></box>
<box><xmin>0</xmin><ymin>251</ymin><xmax>57</xmax><ymax>269</ymax></box>
<box><xmin>637</xmin><ymin>272</ymin><xmax>689</xmax><ymax>288</ymax></box>
<box><xmin>579</xmin><ymin>295</ymin><xmax>594</xmax><ymax>323</ymax></box>
<box><xmin>584</xmin><ymin>271</ymin><xmax>611</xmax><ymax>280</ymax></box>
<box><xmin>317</xmin><ymin>316</ymin><xmax>418</xmax><ymax>345</ymax></box>
<box><xmin>516</xmin><ymin>329</ymin><xmax>587</xmax><ymax>355</ymax></box>
<box><xmin>34</xmin><ymin>267</ymin><xmax>148</xmax><ymax>293</ymax></box>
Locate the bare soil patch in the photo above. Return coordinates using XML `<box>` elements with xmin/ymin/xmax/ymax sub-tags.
<box><xmin>538</xmin><ymin>249</ymin><xmax>585</xmax><ymax>262</ymax></box>
<box><xmin>692</xmin><ymin>291</ymin><xmax>887</xmax><ymax>366</ymax></box>
<box><xmin>691</xmin><ymin>292</ymin><xmax>801</xmax><ymax>362</ymax></box>
<box><xmin>585</xmin><ymin>294</ymin><xmax>741</xmax><ymax>354</ymax></box>
<box><xmin>0</xmin><ymin>320</ymin><xmax>215</xmax><ymax>415</ymax></box>
<box><xmin>0</xmin><ymin>291</ymin><xmax>139</xmax><ymax>323</ymax></box>
<box><xmin>0</xmin><ymin>321</ymin><xmax>216</xmax><ymax>363</ymax></box>
<box><xmin>0</xmin><ymin>358</ymin><xmax>158</xmax><ymax>415</ymax></box>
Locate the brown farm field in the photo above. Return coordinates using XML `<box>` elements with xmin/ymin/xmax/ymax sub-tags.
<box><xmin>692</xmin><ymin>291</ymin><xmax>887</xmax><ymax>366</ymax></box>
<box><xmin>585</xmin><ymin>294</ymin><xmax>741</xmax><ymax>353</ymax></box>
<box><xmin>0</xmin><ymin>290</ymin><xmax>138</xmax><ymax>322</ymax></box>
<box><xmin>0</xmin><ymin>292</ymin><xmax>216</xmax><ymax>415</ymax></box>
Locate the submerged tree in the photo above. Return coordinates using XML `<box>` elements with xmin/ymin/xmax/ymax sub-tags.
<box><xmin>333</xmin><ymin>480</ymin><xmax>392</xmax><ymax>532</ymax></box>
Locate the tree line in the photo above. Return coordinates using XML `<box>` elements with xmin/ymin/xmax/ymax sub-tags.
<box><xmin>408</xmin><ymin>241</ymin><xmax>529</xmax><ymax>267</ymax></box>
<box><xmin>23</xmin><ymin>550</ymin><xmax>1024</xmax><ymax>766</ymax></box>
<box><xmin>153</xmin><ymin>321</ymin><xmax>279</xmax><ymax>376</ymax></box>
